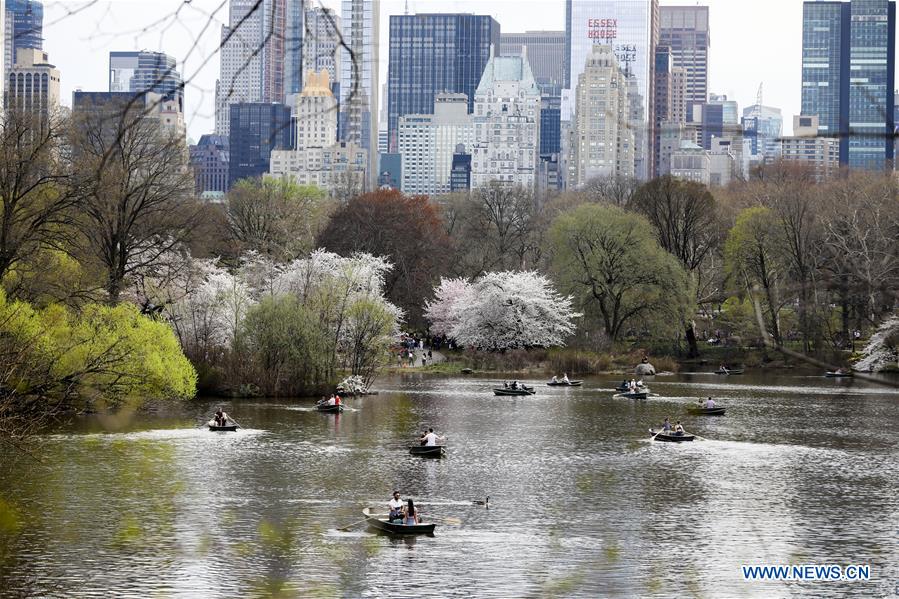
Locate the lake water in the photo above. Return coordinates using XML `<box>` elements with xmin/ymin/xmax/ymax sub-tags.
<box><xmin>1</xmin><ymin>371</ymin><xmax>897</xmax><ymax>597</ymax></box>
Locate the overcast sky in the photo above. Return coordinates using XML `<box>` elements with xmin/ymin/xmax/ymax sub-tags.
<box><xmin>43</xmin><ymin>0</ymin><xmax>805</xmax><ymax>141</ymax></box>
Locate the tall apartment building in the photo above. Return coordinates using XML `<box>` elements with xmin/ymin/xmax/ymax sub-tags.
<box><xmin>781</xmin><ymin>115</ymin><xmax>841</xmax><ymax>181</ymax></box>
<box><xmin>659</xmin><ymin>6</ymin><xmax>709</xmax><ymax>117</ymax></box>
<box><xmin>398</xmin><ymin>93</ymin><xmax>475</xmax><ymax>196</ymax></box>
<box><xmin>304</xmin><ymin>5</ymin><xmax>341</xmax><ymax>86</ymax></box>
<box><xmin>471</xmin><ymin>52</ymin><xmax>542</xmax><ymax>189</ymax></box>
<box><xmin>564</xmin><ymin>0</ymin><xmax>658</xmax><ymax>179</ymax></box>
<box><xmin>801</xmin><ymin>0</ymin><xmax>895</xmax><ymax>169</ymax></box>
<box><xmin>5</xmin><ymin>47</ymin><xmax>58</xmax><ymax>121</ymax></box>
<box><xmin>294</xmin><ymin>70</ymin><xmax>337</xmax><ymax>150</ymax></box>
<box><xmin>215</xmin><ymin>0</ymin><xmax>265</xmax><ymax>136</ymax></box>
<box><xmin>387</xmin><ymin>13</ymin><xmax>500</xmax><ymax>152</ymax></box>
<box><xmin>567</xmin><ymin>44</ymin><xmax>634</xmax><ymax>186</ymax></box>
<box><xmin>652</xmin><ymin>46</ymin><xmax>687</xmax><ymax>177</ymax></box>
<box><xmin>339</xmin><ymin>0</ymin><xmax>379</xmax><ymax>189</ymax></box>
<box><xmin>214</xmin><ymin>0</ymin><xmax>302</xmax><ymax>136</ymax></box>
<box><xmin>109</xmin><ymin>51</ymin><xmax>183</xmax><ymax>110</ymax></box>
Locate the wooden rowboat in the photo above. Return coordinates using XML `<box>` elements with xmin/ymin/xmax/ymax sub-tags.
<box><xmin>619</xmin><ymin>391</ymin><xmax>648</xmax><ymax>400</ymax></box>
<box><xmin>649</xmin><ymin>429</ymin><xmax>695</xmax><ymax>442</ymax></box>
<box><xmin>687</xmin><ymin>406</ymin><xmax>726</xmax><ymax>416</ymax></box>
<box><xmin>316</xmin><ymin>403</ymin><xmax>344</xmax><ymax>413</ymax></box>
<box><xmin>715</xmin><ymin>369</ymin><xmax>743</xmax><ymax>375</ymax></box>
<box><xmin>363</xmin><ymin>508</ymin><xmax>436</xmax><ymax>535</ymax></box>
<box><xmin>825</xmin><ymin>371</ymin><xmax>853</xmax><ymax>378</ymax></box>
<box><xmin>207</xmin><ymin>421</ymin><xmax>238</xmax><ymax>432</ymax></box>
<box><xmin>409</xmin><ymin>445</ymin><xmax>446</xmax><ymax>457</ymax></box>
<box><xmin>493</xmin><ymin>387</ymin><xmax>535</xmax><ymax>396</ymax></box>
<box><xmin>547</xmin><ymin>380</ymin><xmax>583</xmax><ymax>386</ymax></box>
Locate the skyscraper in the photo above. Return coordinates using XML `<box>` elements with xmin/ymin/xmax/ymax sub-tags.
<box><xmin>659</xmin><ymin>6</ymin><xmax>709</xmax><ymax>117</ymax></box>
<box><xmin>7</xmin><ymin>0</ymin><xmax>41</xmax><ymax>50</ymax></box>
<box><xmin>564</xmin><ymin>0</ymin><xmax>659</xmax><ymax>179</ymax></box>
<box><xmin>109</xmin><ymin>51</ymin><xmax>183</xmax><ymax>110</ymax></box>
<box><xmin>228</xmin><ymin>102</ymin><xmax>292</xmax><ymax>186</ymax></box>
<box><xmin>215</xmin><ymin>0</ymin><xmax>299</xmax><ymax>136</ymax></box>
<box><xmin>801</xmin><ymin>0</ymin><xmax>895</xmax><ymax>169</ymax></box>
<box><xmin>500</xmin><ymin>31</ymin><xmax>566</xmax><ymax>93</ymax></box>
<box><xmin>303</xmin><ymin>5</ymin><xmax>341</xmax><ymax>85</ymax></box>
<box><xmin>6</xmin><ymin>48</ymin><xmax>58</xmax><ymax>123</ymax></box>
<box><xmin>387</xmin><ymin>13</ymin><xmax>500</xmax><ymax>152</ymax></box>
<box><xmin>398</xmin><ymin>93</ymin><xmax>475</xmax><ymax>195</ymax></box>
<box><xmin>285</xmin><ymin>0</ymin><xmax>304</xmax><ymax>97</ymax></box>
<box><xmin>216</xmin><ymin>0</ymin><xmax>265</xmax><ymax>136</ymax></box>
<box><xmin>471</xmin><ymin>51</ymin><xmax>542</xmax><ymax>188</ymax></box>
<box><xmin>801</xmin><ymin>2</ymin><xmax>849</xmax><ymax>142</ymax></box>
<box><xmin>847</xmin><ymin>0</ymin><xmax>895</xmax><ymax>169</ymax></box>
<box><xmin>340</xmin><ymin>0</ymin><xmax>379</xmax><ymax>189</ymax></box>
<box><xmin>567</xmin><ymin>44</ymin><xmax>634</xmax><ymax>185</ymax></box>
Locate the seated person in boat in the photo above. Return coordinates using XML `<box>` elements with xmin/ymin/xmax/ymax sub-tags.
<box><xmin>720</xmin><ymin>363</ymin><xmax>728</xmax><ymax>372</ymax></box>
<box><xmin>420</xmin><ymin>428</ymin><xmax>445</xmax><ymax>447</ymax></box>
<box><xmin>620</xmin><ymin>379</ymin><xmax>628</xmax><ymax>389</ymax></box>
<box><xmin>419</xmin><ymin>429</ymin><xmax>429</xmax><ymax>446</ymax></box>
<box><xmin>511</xmin><ymin>381</ymin><xmax>519</xmax><ymax>390</ymax></box>
<box><xmin>705</xmin><ymin>397</ymin><xmax>716</xmax><ymax>408</ymax></box>
<box><xmin>662</xmin><ymin>417</ymin><xmax>672</xmax><ymax>432</ymax></box>
<box><xmin>628</xmin><ymin>379</ymin><xmax>637</xmax><ymax>392</ymax></box>
<box><xmin>326</xmin><ymin>394</ymin><xmax>337</xmax><ymax>406</ymax></box>
<box><xmin>213</xmin><ymin>408</ymin><xmax>229</xmax><ymax>426</ymax></box>
<box><xmin>551</xmin><ymin>375</ymin><xmax>558</xmax><ymax>383</ymax></box>
<box><xmin>334</xmin><ymin>394</ymin><xmax>341</xmax><ymax>406</ymax></box>
<box><xmin>673</xmin><ymin>421</ymin><xmax>685</xmax><ymax>435</ymax></box>
<box><xmin>404</xmin><ymin>499</ymin><xmax>421</xmax><ymax>525</ymax></box>
<box><xmin>562</xmin><ymin>373</ymin><xmax>570</xmax><ymax>383</ymax></box>
<box><xmin>388</xmin><ymin>491</ymin><xmax>404</xmax><ymax>522</ymax></box>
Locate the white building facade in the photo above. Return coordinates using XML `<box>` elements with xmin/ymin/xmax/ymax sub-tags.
<box><xmin>398</xmin><ymin>93</ymin><xmax>474</xmax><ymax>196</ymax></box>
<box><xmin>471</xmin><ymin>52</ymin><xmax>542</xmax><ymax>189</ymax></box>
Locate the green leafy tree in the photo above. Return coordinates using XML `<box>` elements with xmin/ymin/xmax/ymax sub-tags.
<box><xmin>548</xmin><ymin>204</ymin><xmax>691</xmax><ymax>342</ymax></box>
<box><xmin>724</xmin><ymin>207</ymin><xmax>788</xmax><ymax>346</ymax></box>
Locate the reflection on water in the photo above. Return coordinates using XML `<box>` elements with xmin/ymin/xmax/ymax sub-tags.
<box><xmin>1</xmin><ymin>372</ymin><xmax>897</xmax><ymax>597</ymax></box>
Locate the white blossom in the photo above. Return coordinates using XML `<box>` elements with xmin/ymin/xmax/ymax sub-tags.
<box><xmin>426</xmin><ymin>271</ymin><xmax>579</xmax><ymax>351</ymax></box>
<box><xmin>854</xmin><ymin>316</ymin><xmax>899</xmax><ymax>372</ymax></box>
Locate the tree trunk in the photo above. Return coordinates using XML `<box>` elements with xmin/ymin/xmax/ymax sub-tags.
<box><xmin>684</xmin><ymin>320</ymin><xmax>700</xmax><ymax>358</ymax></box>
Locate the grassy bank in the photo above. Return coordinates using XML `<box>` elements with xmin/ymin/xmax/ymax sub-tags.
<box><xmin>387</xmin><ymin>348</ymin><xmax>680</xmax><ymax>376</ymax></box>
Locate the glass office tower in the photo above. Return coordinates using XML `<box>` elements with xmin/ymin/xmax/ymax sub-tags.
<box><xmin>387</xmin><ymin>13</ymin><xmax>500</xmax><ymax>153</ymax></box>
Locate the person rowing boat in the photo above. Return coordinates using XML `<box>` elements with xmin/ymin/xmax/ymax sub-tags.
<box><xmin>213</xmin><ymin>407</ymin><xmax>230</xmax><ymax>427</ymax></box>
<box><xmin>419</xmin><ymin>428</ymin><xmax>445</xmax><ymax>447</ymax></box>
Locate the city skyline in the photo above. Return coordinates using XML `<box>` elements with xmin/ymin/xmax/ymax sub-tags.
<box><xmin>42</xmin><ymin>0</ymin><xmax>804</xmax><ymax>141</ymax></box>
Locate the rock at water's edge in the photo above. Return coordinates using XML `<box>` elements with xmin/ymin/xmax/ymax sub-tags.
<box><xmin>635</xmin><ymin>363</ymin><xmax>656</xmax><ymax>376</ymax></box>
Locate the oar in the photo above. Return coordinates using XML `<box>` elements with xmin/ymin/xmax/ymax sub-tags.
<box><xmin>337</xmin><ymin>518</ymin><xmax>369</xmax><ymax>532</ymax></box>
<box><xmin>228</xmin><ymin>417</ymin><xmax>243</xmax><ymax>429</ymax></box>
<box><xmin>429</xmin><ymin>516</ymin><xmax>462</xmax><ymax>525</ymax></box>
<box><xmin>649</xmin><ymin>428</ymin><xmax>662</xmax><ymax>441</ymax></box>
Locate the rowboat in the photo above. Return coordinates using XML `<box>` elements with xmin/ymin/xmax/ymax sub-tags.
<box><xmin>547</xmin><ymin>380</ymin><xmax>583</xmax><ymax>386</ymax></box>
<box><xmin>687</xmin><ymin>406</ymin><xmax>726</xmax><ymax>416</ymax></box>
<box><xmin>825</xmin><ymin>371</ymin><xmax>853</xmax><ymax>378</ymax></box>
<box><xmin>649</xmin><ymin>429</ymin><xmax>695</xmax><ymax>442</ymax></box>
<box><xmin>409</xmin><ymin>445</ymin><xmax>446</xmax><ymax>457</ymax></box>
<box><xmin>207</xmin><ymin>421</ymin><xmax>238</xmax><ymax>432</ymax></box>
<box><xmin>715</xmin><ymin>369</ymin><xmax>743</xmax><ymax>375</ymax></box>
<box><xmin>619</xmin><ymin>391</ymin><xmax>648</xmax><ymax>400</ymax></box>
<box><xmin>493</xmin><ymin>387</ymin><xmax>535</xmax><ymax>396</ymax></box>
<box><xmin>363</xmin><ymin>508</ymin><xmax>436</xmax><ymax>535</ymax></box>
<box><xmin>316</xmin><ymin>403</ymin><xmax>344</xmax><ymax>413</ymax></box>
<box><xmin>614</xmin><ymin>383</ymin><xmax>647</xmax><ymax>393</ymax></box>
